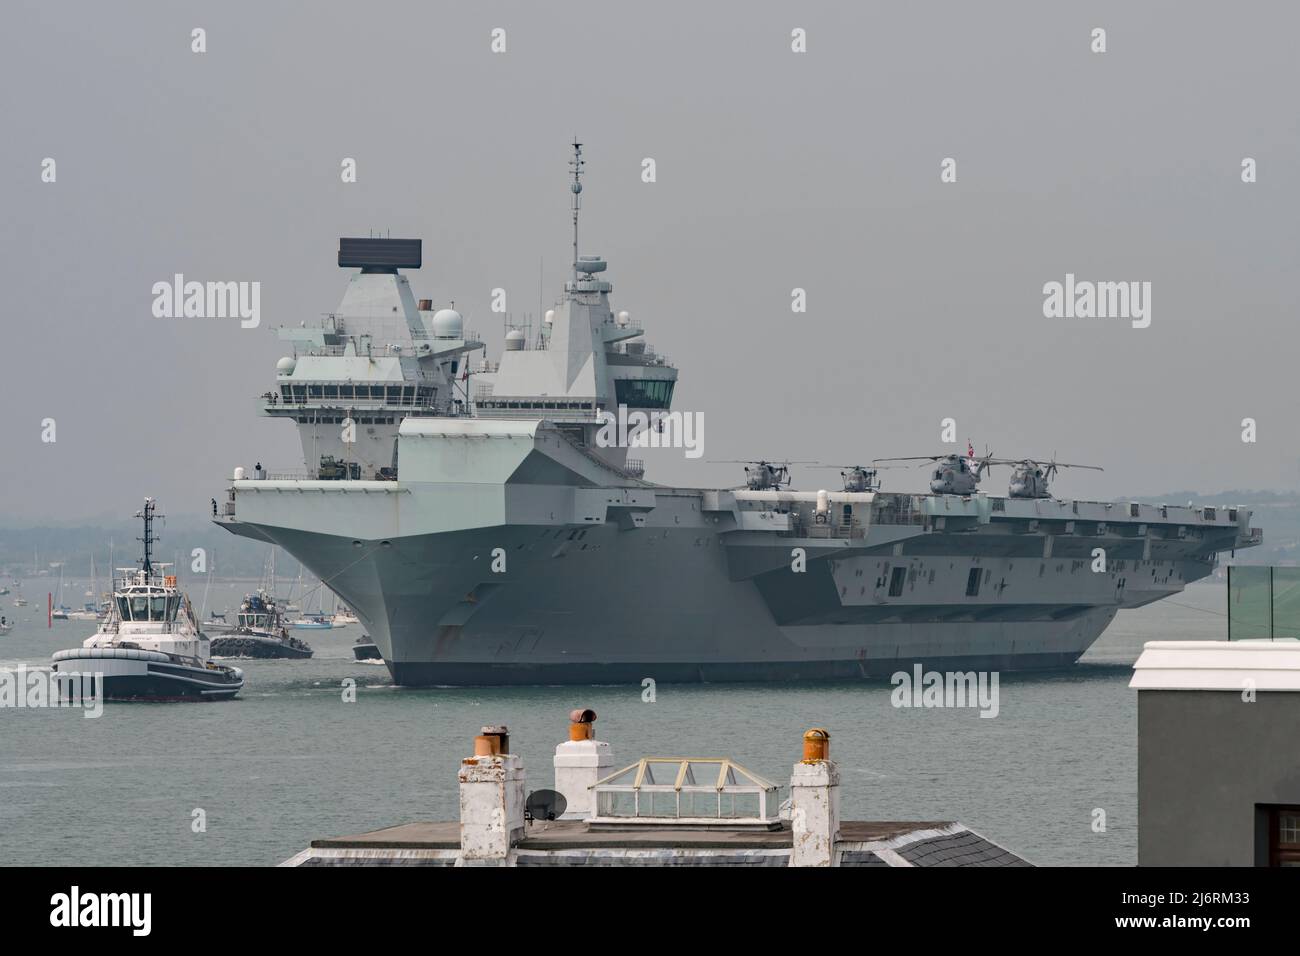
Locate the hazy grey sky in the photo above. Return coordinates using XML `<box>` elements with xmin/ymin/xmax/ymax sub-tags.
<box><xmin>3</xmin><ymin>1</ymin><xmax>1298</xmax><ymax>523</ymax></box>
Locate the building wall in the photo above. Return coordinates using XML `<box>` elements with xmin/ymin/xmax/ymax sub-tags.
<box><xmin>1138</xmin><ymin>689</ymin><xmax>1300</xmax><ymax>866</ymax></box>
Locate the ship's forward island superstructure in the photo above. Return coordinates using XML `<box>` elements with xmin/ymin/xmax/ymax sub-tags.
<box><xmin>217</xmin><ymin>143</ymin><xmax>1260</xmax><ymax>685</ymax></box>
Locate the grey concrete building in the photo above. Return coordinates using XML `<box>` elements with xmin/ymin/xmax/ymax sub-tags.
<box><xmin>1132</xmin><ymin>640</ymin><xmax>1300</xmax><ymax>866</ymax></box>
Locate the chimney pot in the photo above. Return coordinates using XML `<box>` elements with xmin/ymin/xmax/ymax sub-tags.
<box><xmin>480</xmin><ymin>725</ymin><xmax>510</xmax><ymax>755</ymax></box>
<box><xmin>568</xmin><ymin>708</ymin><xmax>597</xmax><ymax>740</ymax></box>
<box><xmin>802</xmin><ymin>728</ymin><xmax>830</xmax><ymax>763</ymax></box>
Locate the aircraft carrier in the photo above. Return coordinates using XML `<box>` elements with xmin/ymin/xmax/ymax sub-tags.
<box><xmin>217</xmin><ymin>143</ymin><xmax>1261</xmax><ymax>685</ymax></box>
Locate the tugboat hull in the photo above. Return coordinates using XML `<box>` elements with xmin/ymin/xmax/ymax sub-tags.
<box><xmin>51</xmin><ymin>647</ymin><xmax>243</xmax><ymax>701</ymax></box>
<box><xmin>210</xmin><ymin>634</ymin><xmax>313</xmax><ymax>659</ymax></box>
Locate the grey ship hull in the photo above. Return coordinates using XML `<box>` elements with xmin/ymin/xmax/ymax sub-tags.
<box><xmin>256</xmin><ymin>523</ymin><xmax>1118</xmax><ymax>685</ymax></box>
<box><xmin>219</xmin><ymin>420</ymin><xmax>1260</xmax><ymax>686</ymax></box>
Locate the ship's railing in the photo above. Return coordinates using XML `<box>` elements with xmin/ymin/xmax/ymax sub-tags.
<box><xmin>792</xmin><ymin>522</ymin><xmax>867</xmax><ymax>540</ymax></box>
<box><xmin>607</xmin><ymin>347</ymin><xmax>672</xmax><ymax>367</ymax></box>
<box><xmin>260</xmin><ymin>393</ymin><xmax>441</xmax><ymax>409</ymax></box>
<box><xmin>869</xmin><ymin>495</ymin><xmax>926</xmax><ymax>527</ymax></box>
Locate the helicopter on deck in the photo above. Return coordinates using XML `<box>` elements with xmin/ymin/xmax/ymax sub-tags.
<box><xmin>874</xmin><ymin>450</ymin><xmax>1103</xmax><ymax>499</ymax></box>
<box><xmin>814</xmin><ymin>464</ymin><xmax>886</xmax><ymax>493</ymax></box>
<box><xmin>997</xmin><ymin>457</ymin><xmax>1104</xmax><ymax>499</ymax></box>
<box><xmin>874</xmin><ymin>452</ymin><xmax>992</xmax><ymax>496</ymax></box>
<box><xmin>717</xmin><ymin>459</ymin><xmax>816</xmax><ymax>491</ymax></box>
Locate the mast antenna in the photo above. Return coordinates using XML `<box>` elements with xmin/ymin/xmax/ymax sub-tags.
<box><xmin>136</xmin><ymin>497</ymin><xmax>161</xmax><ymax>577</ymax></box>
<box><xmin>569</xmin><ymin>137</ymin><xmax>584</xmax><ymax>283</ymax></box>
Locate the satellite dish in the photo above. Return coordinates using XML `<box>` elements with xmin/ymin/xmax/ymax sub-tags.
<box><xmin>525</xmin><ymin>789</ymin><xmax>567</xmax><ymax>822</ymax></box>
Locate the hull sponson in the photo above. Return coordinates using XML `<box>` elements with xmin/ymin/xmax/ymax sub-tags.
<box><xmin>217</xmin><ymin>419</ymin><xmax>1260</xmax><ymax>686</ymax></box>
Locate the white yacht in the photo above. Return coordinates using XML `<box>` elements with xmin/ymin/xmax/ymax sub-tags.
<box><xmin>51</xmin><ymin>499</ymin><xmax>244</xmax><ymax>701</ymax></box>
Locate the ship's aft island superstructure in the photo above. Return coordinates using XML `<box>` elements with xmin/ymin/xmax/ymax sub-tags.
<box><xmin>218</xmin><ymin>143</ymin><xmax>1261</xmax><ymax>686</ymax></box>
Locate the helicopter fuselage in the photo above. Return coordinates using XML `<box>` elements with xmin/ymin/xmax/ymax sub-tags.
<box><xmin>929</xmin><ymin>457</ymin><xmax>980</xmax><ymax>495</ymax></box>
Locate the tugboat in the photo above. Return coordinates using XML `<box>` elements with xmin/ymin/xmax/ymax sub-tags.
<box><xmin>50</xmin><ymin>499</ymin><xmax>244</xmax><ymax>701</ymax></box>
<box><xmin>209</xmin><ymin>590</ymin><xmax>313</xmax><ymax>659</ymax></box>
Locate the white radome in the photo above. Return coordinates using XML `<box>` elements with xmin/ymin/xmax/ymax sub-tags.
<box><xmin>616</xmin><ymin>310</ymin><xmax>631</xmax><ymax>326</ymax></box>
<box><xmin>276</xmin><ymin>356</ymin><xmax>296</xmax><ymax>375</ymax></box>
<box><xmin>544</xmin><ymin>309</ymin><xmax>556</xmax><ymax>324</ymax></box>
<box><xmin>432</xmin><ymin>308</ymin><xmax>464</xmax><ymax>338</ymax></box>
<box><xmin>504</xmin><ymin>329</ymin><xmax>526</xmax><ymax>351</ymax></box>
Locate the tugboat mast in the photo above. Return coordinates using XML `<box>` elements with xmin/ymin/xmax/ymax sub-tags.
<box><xmin>136</xmin><ymin>497</ymin><xmax>161</xmax><ymax>577</ymax></box>
<box><xmin>569</xmin><ymin>138</ymin><xmax>584</xmax><ymax>283</ymax></box>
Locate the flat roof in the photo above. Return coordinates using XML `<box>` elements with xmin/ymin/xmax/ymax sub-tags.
<box><xmin>314</xmin><ymin>819</ymin><xmax>952</xmax><ymax>851</ymax></box>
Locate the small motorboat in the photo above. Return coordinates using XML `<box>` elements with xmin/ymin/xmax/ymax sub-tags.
<box><xmin>288</xmin><ymin>614</ymin><xmax>333</xmax><ymax>630</ymax></box>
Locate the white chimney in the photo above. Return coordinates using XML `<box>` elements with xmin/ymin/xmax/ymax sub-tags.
<box><xmin>553</xmin><ymin>708</ymin><xmax>612</xmax><ymax>819</ymax></box>
<box><xmin>457</xmin><ymin>725</ymin><xmax>526</xmax><ymax>865</ymax></box>
<box><xmin>789</xmin><ymin>728</ymin><xmax>840</xmax><ymax>867</ymax></box>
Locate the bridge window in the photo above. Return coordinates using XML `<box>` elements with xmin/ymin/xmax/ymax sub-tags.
<box><xmin>965</xmin><ymin>568</ymin><xmax>982</xmax><ymax>597</ymax></box>
<box><xmin>614</xmin><ymin>379</ymin><xmax>675</xmax><ymax>409</ymax></box>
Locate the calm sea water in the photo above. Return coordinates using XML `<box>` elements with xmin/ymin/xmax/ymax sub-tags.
<box><xmin>0</xmin><ymin>577</ymin><xmax>1228</xmax><ymax>867</ymax></box>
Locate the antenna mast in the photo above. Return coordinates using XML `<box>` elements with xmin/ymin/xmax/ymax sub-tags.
<box><xmin>136</xmin><ymin>497</ymin><xmax>161</xmax><ymax>577</ymax></box>
<box><xmin>569</xmin><ymin>138</ymin><xmax>584</xmax><ymax>283</ymax></box>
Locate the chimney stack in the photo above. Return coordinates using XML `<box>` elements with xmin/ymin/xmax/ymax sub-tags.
<box><xmin>789</xmin><ymin>728</ymin><xmax>840</xmax><ymax>867</ymax></box>
<box><xmin>553</xmin><ymin>708</ymin><xmax>613</xmax><ymax>820</ymax></box>
<box><xmin>457</xmin><ymin>724</ymin><xmax>526</xmax><ymax>865</ymax></box>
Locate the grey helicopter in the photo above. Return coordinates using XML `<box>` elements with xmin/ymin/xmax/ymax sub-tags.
<box><xmin>874</xmin><ymin>452</ymin><xmax>992</xmax><ymax>496</ymax></box>
<box><xmin>874</xmin><ymin>450</ymin><xmax>1103</xmax><ymax>498</ymax></box>
<box><xmin>996</xmin><ymin>457</ymin><xmax>1104</xmax><ymax>499</ymax></box>
<box><xmin>716</xmin><ymin>459</ymin><xmax>817</xmax><ymax>491</ymax></box>
<box><xmin>813</xmin><ymin>464</ymin><xmax>886</xmax><ymax>493</ymax></box>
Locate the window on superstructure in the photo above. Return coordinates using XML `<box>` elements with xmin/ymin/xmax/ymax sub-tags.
<box><xmin>117</xmin><ymin>597</ymin><xmax>131</xmax><ymax>621</ymax></box>
<box><xmin>614</xmin><ymin>379</ymin><xmax>674</xmax><ymax>410</ymax></box>
<box><xmin>965</xmin><ymin>568</ymin><xmax>982</xmax><ymax>597</ymax></box>
<box><xmin>130</xmin><ymin>596</ymin><xmax>149</xmax><ymax>620</ymax></box>
<box><xmin>324</xmin><ymin>385</ymin><xmax>338</xmax><ymax>399</ymax></box>
<box><xmin>151</xmin><ymin>596</ymin><xmax>166</xmax><ymax>620</ymax></box>
<box><xmin>888</xmin><ymin>567</ymin><xmax>907</xmax><ymax>597</ymax></box>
